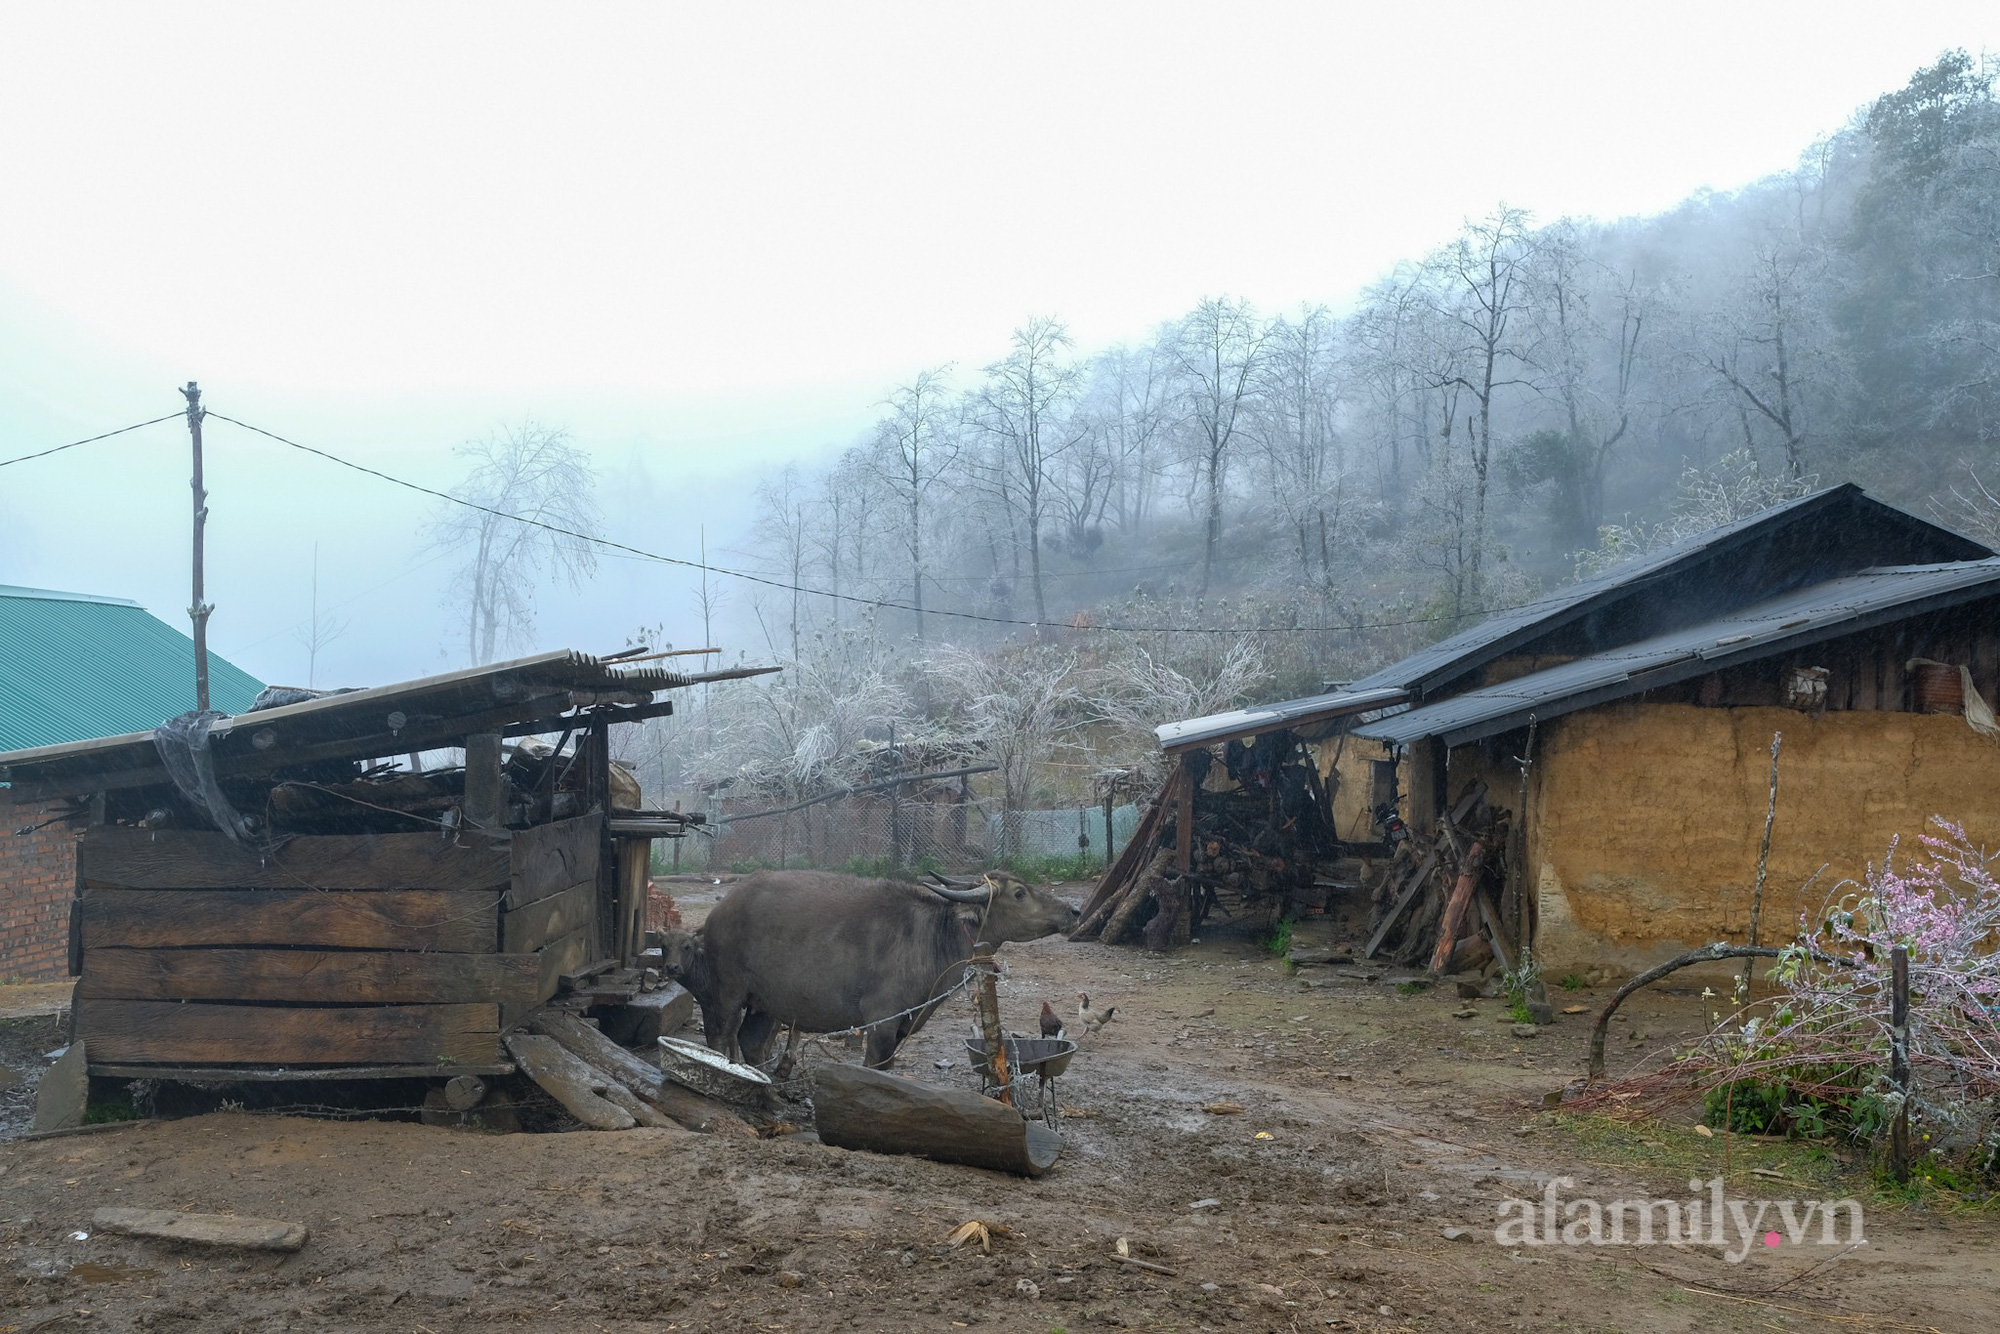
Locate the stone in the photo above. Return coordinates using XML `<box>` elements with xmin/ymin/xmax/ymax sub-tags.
<box><xmin>1510</xmin><ymin>1024</ymin><xmax>1539</xmax><ymax>1039</ymax></box>
<box><xmin>31</xmin><ymin>1039</ymin><xmax>88</xmax><ymax>1133</ymax></box>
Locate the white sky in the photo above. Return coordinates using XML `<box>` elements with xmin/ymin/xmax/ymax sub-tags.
<box><xmin>1</xmin><ymin>2</ymin><xmax>1995</xmax><ymax>688</ymax></box>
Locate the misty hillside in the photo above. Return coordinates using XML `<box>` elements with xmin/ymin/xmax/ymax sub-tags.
<box><xmin>598</xmin><ymin>53</ymin><xmax>2000</xmax><ymax>806</ymax></box>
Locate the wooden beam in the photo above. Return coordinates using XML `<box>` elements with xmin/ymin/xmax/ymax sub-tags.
<box><xmin>87</xmin><ymin>1063</ymin><xmax>514</xmax><ymax>1081</ymax></box>
<box><xmin>503</xmin><ymin>1032</ymin><xmax>635</xmax><ymax>1130</ymax></box>
<box><xmin>80</xmin><ymin>888</ymin><xmax>500</xmax><ymax>953</ymax></box>
<box><xmin>79</xmin><ymin>948</ymin><xmax>537</xmax><ymax>1005</ymax></box>
<box><xmin>79</xmin><ymin>827</ymin><xmax>511</xmax><ymax>893</ymax></box>
<box><xmin>462</xmin><ymin>732</ymin><xmax>505</xmax><ymax>831</ymax></box>
<box><xmin>75</xmin><ymin>999</ymin><xmax>503</xmax><ymax>1066</ymax></box>
<box><xmin>1174</xmin><ymin>757</ymin><xmax>1194</xmax><ymax>874</ymax></box>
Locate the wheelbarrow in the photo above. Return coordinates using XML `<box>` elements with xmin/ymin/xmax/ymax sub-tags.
<box><xmin>964</xmin><ymin>1034</ymin><xmax>1077</xmax><ymax>1128</ymax></box>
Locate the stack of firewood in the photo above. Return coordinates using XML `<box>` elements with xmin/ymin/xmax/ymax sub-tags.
<box><xmin>1361</xmin><ymin>780</ymin><xmax>1518</xmax><ymax>974</ymax></box>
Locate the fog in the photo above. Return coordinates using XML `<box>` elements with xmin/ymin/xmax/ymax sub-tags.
<box><xmin>0</xmin><ymin>3</ymin><xmax>1993</xmax><ymax>691</ymax></box>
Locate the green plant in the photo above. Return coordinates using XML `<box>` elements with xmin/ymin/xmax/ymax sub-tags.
<box><xmin>1507</xmin><ymin>997</ymin><xmax>1534</xmax><ymax>1024</ymax></box>
<box><xmin>1263</xmin><ymin>917</ymin><xmax>1295</xmax><ymax>957</ymax></box>
<box><xmin>83</xmin><ymin>1092</ymin><xmax>140</xmax><ymax>1125</ymax></box>
<box><xmin>1396</xmin><ymin>979</ymin><xmax>1429</xmax><ymax>996</ymax></box>
<box><xmin>1560</xmin><ymin>972</ymin><xmax>1588</xmax><ymax>990</ymax></box>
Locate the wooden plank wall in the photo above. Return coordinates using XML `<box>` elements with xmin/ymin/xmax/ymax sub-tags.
<box><xmin>73</xmin><ymin>826</ymin><xmax>516</xmax><ymax>1068</ymax></box>
<box><xmin>500</xmin><ymin>815</ymin><xmax>603</xmax><ymax>1022</ymax></box>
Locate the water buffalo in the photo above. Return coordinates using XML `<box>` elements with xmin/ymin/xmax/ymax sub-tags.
<box><xmin>658</xmin><ymin>928</ymin><xmax>778</xmax><ymax>1064</ymax></box>
<box><xmin>698</xmin><ymin>869</ymin><xmax>1079</xmax><ymax>1068</ymax></box>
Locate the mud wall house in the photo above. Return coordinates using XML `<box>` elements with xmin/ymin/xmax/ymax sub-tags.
<box><xmin>1321</xmin><ymin>484</ymin><xmax>2000</xmax><ymax>976</ymax></box>
<box><xmin>0</xmin><ymin>584</ymin><xmax>263</xmax><ymax>982</ymax></box>
<box><xmin>0</xmin><ymin>649</ymin><xmax>765</xmax><ymax>1082</ymax></box>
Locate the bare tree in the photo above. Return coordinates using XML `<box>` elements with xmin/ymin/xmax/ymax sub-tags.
<box><xmin>872</xmin><ymin>367</ymin><xmax>958</xmax><ymax>640</ymax></box>
<box><xmin>974</xmin><ymin>319</ymin><xmax>1085</xmax><ymax>623</ymax></box>
<box><xmin>431</xmin><ymin>422</ymin><xmax>600</xmax><ymax>664</ymax></box>
<box><xmin>1425</xmin><ymin>208</ymin><xmax>1538</xmax><ymax>590</ymax></box>
<box><xmin>1171</xmin><ymin>297</ymin><xmax>1270</xmax><ymax>592</ymax></box>
<box><xmin>1255</xmin><ymin>304</ymin><xmax>1346</xmax><ymax>584</ymax></box>
<box><xmin>293</xmin><ymin>542</ymin><xmax>349</xmax><ymax>687</ymax></box>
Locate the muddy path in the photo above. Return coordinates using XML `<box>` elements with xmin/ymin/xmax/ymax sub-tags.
<box><xmin>3</xmin><ymin>909</ymin><xmax>1996</xmax><ymax>1333</ymax></box>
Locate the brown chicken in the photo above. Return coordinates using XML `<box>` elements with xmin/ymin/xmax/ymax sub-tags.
<box><xmin>1040</xmin><ymin>1000</ymin><xmax>1066</xmax><ymax>1039</ymax></box>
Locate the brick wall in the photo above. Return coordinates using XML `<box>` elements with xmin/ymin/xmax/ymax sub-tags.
<box><xmin>0</xmin><ymin>794</ymin><xmax>83</xmax><ymax>983</ymax></box>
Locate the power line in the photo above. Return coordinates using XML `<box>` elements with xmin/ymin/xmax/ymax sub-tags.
<box><xmin>208</xmin><ymin>410</ymin><xmax>1531</xmax><ymax>637</ymax></box>
<box><xmin>0</xmin><ymin>413</ymin><xmax>184</xmax><ymax>470</ymax></box>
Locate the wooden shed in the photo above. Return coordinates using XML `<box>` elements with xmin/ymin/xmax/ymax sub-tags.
<box><xmin>0</xmin><ymin>650</ymin><xmax>770</xmax><ymax>1086</ymax></box>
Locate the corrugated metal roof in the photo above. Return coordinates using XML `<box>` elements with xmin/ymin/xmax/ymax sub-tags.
<box><xmin>1155</xmin><ymin>686</ymin><xmax>1407</xmax><ymax>753</ymax></box>
<box><xmin>1345</xmin><ymin>485</ymin><xmax>1990</xmax><ymax>697</ymax></box>
<box><xmin>0</xmin><ymin>648</ymin><xmax>775</xmax><ymax>800</ymax></box>
<box><xmin>0</xmin><ymin>585</ymin><xmax>264</xmax><ymax>751</ymax></box>
<box><xmin>1354</xmin><ymin>559</ymin><xmax>2000</xmax><ymax>748</ymax></box>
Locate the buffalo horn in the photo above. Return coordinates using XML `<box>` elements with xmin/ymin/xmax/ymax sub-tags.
<box><xmin>926</xmin><ymin>881</ymin><xmax>991</xmax><ymax>903</ymax></box>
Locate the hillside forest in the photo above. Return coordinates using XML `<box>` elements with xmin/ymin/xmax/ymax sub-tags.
<box><xmin>543</xmin><ymin>54</ymin><xmax>2000</xmax><ymax>820</ymax></box>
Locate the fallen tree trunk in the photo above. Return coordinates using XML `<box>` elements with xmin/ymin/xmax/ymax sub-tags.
<box><xmin>814</xmin><ymin>1062</ymin><xmax>1061</xmax><ymax>1177</ymax></box>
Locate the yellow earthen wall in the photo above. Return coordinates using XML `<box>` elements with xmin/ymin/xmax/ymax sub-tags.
<box><xmin>1528</xmin><ymin>703</ymin><xmax>2000</xmax><ymax>973</ymax></box>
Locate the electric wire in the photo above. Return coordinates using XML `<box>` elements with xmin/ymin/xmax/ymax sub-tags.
<box><xmin>0</xmin><ymin>413</ymin><xmax>184</xmax><ymax>470</ymax></box>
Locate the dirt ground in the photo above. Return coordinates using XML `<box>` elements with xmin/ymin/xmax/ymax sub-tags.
<box><xmin>3</xmin><ymin>888</ymin><xmax>1997</xmax><ymax>1333</ymax></box>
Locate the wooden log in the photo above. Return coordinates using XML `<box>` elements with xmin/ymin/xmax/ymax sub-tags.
<box><xmin>814</xmin><ymin>1062</ymin><xmax>1062</xmax><ymax>1177</ymax></box>
<box><xmin>1474</xmin><ymin>888</ymin><xmax>1514</xmax><ymax>974</ymax></box>
<box><xmin>1100</xmin><ymin>850</ymin><xmax>1171</xmax><ymax>945</ymax></box>
<box><xmin>502</xmin><ymin>1033</ymin><xmax>634</xmax><ymax>1130</ymax></box>
<box><xmin>502</xmin><ymin>880</ymin><xmax>595</xmax><ymax>953</ymax></box>
<box><xmin>599</xmin><ymin>1081</ymin><xmax>673</xmax><ymax>1129</ymax></box>
<box><xmin>78</xmin><ymin>827</ymin><xmax>510</xmax><ymax>892</ymax></box>
<box><xmin>92</xmin><ymin>1207</ymin><xmax>308</xmax><ymax>1252</ymax></box>
<box><xmin>79</xmin><ymin>888</ymin><xmax>500</xmax><ymax>953</ymax></box>
<box><xmin>444</xmin><ymin>1075</ymin><xmax>488</xmax><ymax>1111</ymax></box>
<box><xmin>506</xmin><ymin>815</ymin><xmax>603</xmax><ymax>910</ymax></box>
<box><xmin>1427</xmin><ymin>840</ymin><xmax>1487</xmax><ymax>976</ymax></box>
<box><xmin>1140</xmin><ymin>877</ymin><xmax>1187</xmax><ymax>953</ymax></box>
<box><xmin>1362</xmin><ymin>846</ymin><xmax>1436</xmax><ymax>959</ymax></box>
<box><xmin>75</xmin><ymin>999</ymin><xmax>502</xmax><ymax>1066</ymax></box>
<box><xmin>528</xmin><ymin>1010</ymin><xmax>757</xmax><ymax>1137</ymax></box>
<box><xmin>78</xmin><ymin>948</ymin><xmax>536</xmax><ymax>1005</ymax></box>
<box><xmin>1072</xmin><ymin>782</ymin><xmax>1167</xmax><ymax>931</ymax></box>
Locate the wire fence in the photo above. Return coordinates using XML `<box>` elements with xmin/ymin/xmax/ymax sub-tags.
<box><xmin>694</xmin><ymin>795</ymin><xmax>1142</xmax><ymax>874</ymax></box>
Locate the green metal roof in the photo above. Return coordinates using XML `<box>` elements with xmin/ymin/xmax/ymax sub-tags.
<box><xmin>0</xmin><ymin>585</ymin><xmax>264</xmax><ymax>751</ymax></box>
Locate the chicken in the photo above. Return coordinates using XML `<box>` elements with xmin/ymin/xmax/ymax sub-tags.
<box><xmin>1076</xmin><ymin>991</ymin><xmax>1117</xmax><ymax>1036</ymax></box>
<box><xmin>1040</xmin><ymin>1000</ymin><xmax>1066</xmax><ymax>1039</ymax></box>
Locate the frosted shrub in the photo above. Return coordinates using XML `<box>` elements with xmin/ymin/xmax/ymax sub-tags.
<box><xmin>1692</xmin><ymin>819</ymin><xmax>2000</xmax><ymax>1174</ymax></box>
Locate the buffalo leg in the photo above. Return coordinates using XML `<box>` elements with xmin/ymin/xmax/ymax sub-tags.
<box><xmin>735</xmin><ymin>1010</ymin><xmax>777</xmax><ymax>1065</ymax></box>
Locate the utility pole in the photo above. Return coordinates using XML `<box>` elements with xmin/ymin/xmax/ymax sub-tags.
<box><xmin>182</xmin><ymin>381</ymin><xmax>213</xmax><ymax>712</ymax></box>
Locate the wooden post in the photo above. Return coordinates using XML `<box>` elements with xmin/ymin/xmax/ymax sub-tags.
<box><xmin>974</xmin><ymin>953</ymin><xmax>1010</xmax><ymax>1106</ymax></box>
<box><xmin>1743</xmin><ymin>732</ymin><xmax>1783</xmax><ymax>992</ymax></box>
<box><xmin>1889</xmin><ymin>944</ymin><xmax>1911</xmax><ymax>1184</ymax></box>
<box><xmin>181</xmin><ymin>382</ymin><xmax>212</xmax><ymax>712</ymax></box>
<box><xmin>1174</xmin><ymin>755</ymin><xmax>1194</xmax><ymax>874</ymax></box>
<box><xmin>462</xmin><ymin>733</ymin><xmax>505</xmax><ymax>831</ymax></box>
<box><xmin>1102</xmin><ymin>790</ymin><xmax>1116</xmax><ymax>868</ymax></box>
